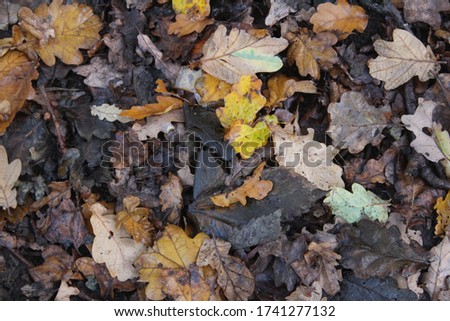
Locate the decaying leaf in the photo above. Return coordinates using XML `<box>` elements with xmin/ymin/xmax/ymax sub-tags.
<box><xmin>401</xmin><ymin>99</ymin><xmax>445</xmax><ymax>162</ymax></box>
<box><xmin>17</xmin><ymin>0</ymin><xmax>102</xmax><ymax>66</ymax></box>
<box><xmin>159</xmin><ymin>173</ymin><xmax>183</xmax><ymax>225</ymax></box>
<box><xmin>131</xmin><ymin>109</ymin><xmax>184</xmax><ymax>140</ymax></box>
<box><xmin>211</xmin><ymin>163</ymin><xmax>273</xmax><ymax>207</ymax></box>
<box><xmin>368</xmin><ymin>29</ymin><xmax>440</xmax><ymax>90</ymax></box>
<box><xmin>271</xmin><ymin>124</ymin><xmax>344</xmax><ymax>191</ymax></box>
<box><xmin>195</xmin><ymin>73</ymin><xmax>232</xmax><ymax>105</ymax></box>
<box><xmin>266</xmin><ymin>74</ymin><xmax>317</xmax><ymax>107</ymax></box>
<box><xmin>116</xmin><ymin>196</ymin><xmax>153</xmax><ymax>245</ymax></box>
<box><xmin>201</xmin><ymin>25</ymin><xmax>288</xmax><ymax>84</ymax></box>
<box><xmin>327</xmin><ymin>91</ymin><xmax>392</xmax><ymax>154</ymax></box>
<box><xmin>135</xmin><ymin>224</ymin><xmax>213</xmax><ymax>301</ymax></box>
<box><xmin>73</xmin><ymin>57</ymin><xmax>124</xmax><ymax>88</ymax></box>
<box><xmin>120</xmin><ymin>95</ymin><xmax>183</xmax><ymax>120</ymax></box>
<box><xmin>0</xmin><ymin>145</ymin><xmax>21</xmax><ymax>209</ymax></box>
<box><xmin>423</xmin><ymin>236</ymin><xmax>450</xmax><ymax>300</ymax></box>
<box><xmin>404</xmin><ymin>0</ymin><xmax>450</xmax><ymax>28</ymax></box>
<box><xmin>309</xmin><ymin>0</ymin><xmax>368</xmax><ymax>40</ymax></box>
<box><xmin>197</xmin><ymin>238</ymin><xmax>254</xmax><ymax>300</ymax></box>
<box><xmin>91</xmin><ymin>104</ymin><xmax>132</xmax><ymax>123</ymax></box>
<box><xmin>91</xmin><ymin>203</ymin><xmax>146</xmax><ymax>282</ymax></box>
<box><xmin>286</xmin><ymin>30</ymin><xmax>338</xmax><ymax>80</ymax></box>
<box><xmin>265</xmin><ymin>0</ymin><xmax>298</xmax><ymax>26</ymax></box>
<box><xmin>435</xmin><ymin>192</ymin><xmax>450</xmax><ymax>237</ymax></box>
<box><xmin>285</xmin><ymin>282</ymin><xmax>322</xmax><ymax>301</ymax></box>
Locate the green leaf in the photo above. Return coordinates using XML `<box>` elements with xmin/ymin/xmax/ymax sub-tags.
<box><xmin>323</xmin><ymin>183</ymin><xmax>390</xmax><ymax>223</ymax></box>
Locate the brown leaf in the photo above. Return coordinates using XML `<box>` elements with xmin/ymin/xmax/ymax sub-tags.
<box><xmin>266</xmin><ymin>74</ymin><xmax>317</xmax><ymax>108</ymax></box>
<box><xmin>168</xmin><ymin>14</ymin><xmax>214</xmax><ymax>37</ymax></box>
<box><xmin>423</xmin><ymin>236</ymin><xmax>450</xmax><ymax>300</ymax></box>
<box><xmin>285</xmin><ymin>281</ymin><xmax>322</xmax><ymax>301</ymax></box>
<box><xmin>120</xmin><ymin>95</ymin><xmax>183</xmax><ymax>120</ymax></box>
<box><xmin>131</xmin><ymin>109</ymin><xmax>184</xmax><ymax>140</ymax></box>
<box><xmin>116</xmin><ymin>196</ymin><xmax>153</xmax><ymax>245</ymax></box>
<box><xmin>73</xmin><ymin>57</ymin><xmax>124</xmax><ymax>89</ymax></box>
<box><xmin>404</xmin><ymin>0</ymin><xmax>450</xmax><ymax>28</ymax></box>
<box><xmin>159</xmin><ymin>173</ymin><xmax>183</xmax><ymax>224</ymax></box>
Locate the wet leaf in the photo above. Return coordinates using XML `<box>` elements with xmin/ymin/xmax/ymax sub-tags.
<box><xmin>116</xmin><ymin>196</ymin><xmax>153</xmax><ymax>246</ymax></box>
<box><xmin>159</xmin><ymin>173</ymin><xmax>183</xmax><ymax>225</ymax></box>
<box><xmin>368</xmin><ymin>29</ymin><xmax>439</xmax><ymax>90</ymax></box>
<box><xmin>423</xmin><ymin>236</ymin><xmax>450</xmax><ymax>300</ymax></box>
<box><xmin>0</xmin><ymin>145</ymin><xmax>21</xmax><ymax>210</ymax></box>
<box><xmin>266</xmin><ymin>74</ymin><xmax>317</xmax><ymax>107</ymax></box>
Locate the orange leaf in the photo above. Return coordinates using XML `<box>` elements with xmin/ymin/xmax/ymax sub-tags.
<box><xmin>435</xmin><ymin>192</ymin><xmax>450</xmax><ymax>237</ymax></box>
<box><xmin>120</xmin><ymin>96</ymin><xmax>183</xmax><ymax>120</ymax></box>
<box><xmin>194</xmin><ymin>73</ymin><xmax>232</xmax><ymax>105</ymax></box>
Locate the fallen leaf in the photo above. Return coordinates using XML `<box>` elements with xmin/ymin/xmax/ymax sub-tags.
<box><xmin>135</xmin><ymin>224</ymin><xmax>212</xmax><ymax>300</ymax></box>
<box><xmin>401</xmin><ymin>99</ymin><xmax>445</xmax><ymax>162</ymax></box>
<box><xmin>73</xmin><ymin>57</ymin><xmax>124</xmax><ymax>88</ymax></box>
<box><xmin>324</xmin><ymin>183</ymin><xmax>390</xmax><ymax>223</ymax></box>
<box><xmin>0</xmin><ymin>50</ymin><xmax>38</xmax><ymax>134</ymax></box>
<box><xmin>120</xmin><ymin>95</ymin><xmax>183</xmax><ymax>120</ymax></box>
<box><xmin>285</xmin><ymin>282</ymin><xmax>322</xmax><ymax>301</ymax></box>
<box><xmin>197</xmin><ymin>238</ymin><xmax>254</xmax><ymax>300</ymax></box>
<box><xmin>327</xmin><ymin>91</ymin><xmax>392</xmax><ymax>154</ymax></box>
<box><xmin>433</xmin><ymin>122</ymin><xmax>450</xmax><ymax>162</ymax></box>
<box><xmin>368</xmin><ymin>29</ymin><xmax>440</xmax><ymax>90</ymax></box>
<box><xmin>159</xmin><ymin>173</ymin><xmax>183</xmax><ymax>224</ymax></box>
<box><xmin>168</xmin><ymin>14</ymin><xmax>214</xmax><ymax>37</ymax></box>
<box><xmin>17</xmin><ymin>0</ymin><xmax>102</xmax><ymax>66</ymax></box>
<box><xmin>201</xmin><ymin>25</ymin><xmax>289</xmax><ymax>84</ymax></box>
<box><xmin>309</xmin><ymin>0</ymin><xmax>368</xmax><ymax>40</ymax></box>
<box><xmin>116</xmin><ymin>196</ymin><xmax>153</xmax><ymax>246</ymax></box>
<box><xmin>0</xmin><ymin>145</ymin><xmax>21</xmax><ymax>209</ymax></box>
<box><xmin>265</xmin><ymin>0</ymin><xmax>298</xmax><ymax>26</ymax></box>
<box><xmin>172</xmin><ymin>0</ymin><xmax>210</xmax><ymax>16</ymax></box>
<box><xmin>90</xmin><ymin>203</ymin><xmax>145</xmax><ymax>281</ymax></box>
<box><xmin>386</xmin><ymin>212</ymin><xmax>423</xmax><ymax>246</ymax></box>
<box><xmin>131</xmin><ymin>109</ymin><xmax>184</xmax><ymax>140</ymax></box>
<box><xmin>423</xmin><ymin>236</ymin><xmax>450</xmax><ymax>300</ymax></box>
<box><xmin>211</xmin><ymin>163</ymin><xmax>273</xmax><ymax>207</ymax></box>
<box><xmin>266</xmin><ymin>74</ymin><xmax>317</xmax><ymax>107</ymax></box>
<box><xmin>271</xmin><ymin>124</ymin><xmax>344</xmax><ymax>191</ymax></box>
<box><xmin>435</xmin><ymin>192</ymin><xmax>450</xmax><ymax>237</ymax></box>
<box><xmin>403</xmin><ymin>0</ymin><xmax>450</xmax><ymax>28</ymax></box>
<box><xmin>54</xmin><ymin>281</ymin><xmax>79</xmax><ymax>301</ymax></box>
<box><xmin>0</xmin><ymin>1</ymin><xmax>20</xmax><ymax>30</ymax></box>
<box><xmin>195</xmin><ymin>73</ymin><xmax>232</xmax><ymax>105</ymax></box>
<box><xmin>286</xmin><ymin>29</ymin><xmax>338</xmax><ymax>79</ymax></box>
<box><xmin>91</xmin><ymin>104</ymin><xmax>132</xmax><ymax>123</ymax></box>
<box><xmin>177</xmin><ymin>165</ymin><xmax>194</xmax><ymax>186</ymax></box>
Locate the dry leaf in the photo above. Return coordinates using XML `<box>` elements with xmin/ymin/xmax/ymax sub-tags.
<box><xmin>0</xmin><ymin>1</ymin><xmax>20</xmax><ymax>30</ymax></box>
<box><xmin>265</xmin><ymin>0</ymin><xmax>298</xmax><ymax>26</ymax></box>
<box><xmin>435</xmin><ymin>192</ymin><xmax>450</xmax><ymax>237</ymax></box>
<box><xmin>0</xmin><ymin>145</ymin><xmax>21</xmax><ymax>209</ymax></box>
<box><xmin>120</xmin><ymin>95</ymin><xmax>183</xmax><ymax>120</ymax></box>
<box><xmin>327</xmin><ymin>91</ymin><xmax>392</xmax><ymax>154</ymax></box>
<box><xmin>17</xmin><ymin>0</ymin><xmax>102</xmax><ymax>66</ymax></box>
<box><xmin>286</xmin><ymin>30</ymin><xmax>338</xmax><ymax>80</ymax></box>
<box><xmin>404</xmin><ymin>0</ymin><xmax>450</xmax><ymax>28</ymax></box>
<box><xmin>131</xmin><ymin>109</ymin><xmax>184</xmax><ymax>140</ymax></box>
<box><xmin>197</xmin><ymin>238</ymin><xmax>255</xmax><ymax>300</ymax></box>
<box><xmin>195</xmin><ymin>73</ymin><xmax>232</xmax><ymax>105</ymax></box>
<box><xmin>135</xmin><ymin>224</ymin><xmax>213</xmax><ymax>301</ymax></box>
<box><xmin>0</xmin><ymin>50</ymin><xmax>38</xmax><ymax>134</ymax></box>
<box><xmin>91</xmin><ymin>104</ymin><xmax>132</xmax><ymax>123</ymax></box>
<box><xmin>55</xmin><ymin>281</ymin><xmax>80</xmax><ymax>301</ymax></box>
<box><xmin>177</xmin><ymin>165</ymin><xmax>194</xmax><ymax>186</ymax></box>
<box><xmin>116</xmin><ymin>196</ymin><xmax>153</xmax><ymax>246</ymax></box>
<box><xmin>309</xmin><ymin>0</ymin><xmax>368</xmax><ymax>40</ymax></box>
<box><xmin>286</xmin><ymin>281</ymin><xmax>322</xmax><ymax>301</ymax></box>
<box><xmin>423</xmin><ymin>236</ymin><xmax>450</xmax><ymax>300</ymax></box>
<box><xmin>159</xmin><ymin>173</ymin><xmax>183</xmax><ymax>225</ymax></box>
<box><xmin>172</xmin><ymin>0</ymin><xmax>210</xmax><ymax>16</ymax></box>
<box><xmin>271</xmin><ymin>124</ymin><xmax>344</xmax><ymax>191</ymax></box>
<box><xmin>201</xmin><ymin>25</ymin><xmax>288</xmax><ymax>84</ymax></box>
<box><xmin>266</xmin><ymin>74</ymin><xmax>317</xmax><ymax>107</ymax></box>
<box><xmin>168</xmin><ymin>14</ymin><xmax>214</xmax><ymax>37</ymax></box>
<box><xmin>90</xmin><ymin>203</ymin><xmax>145</xmax><ymax>282</ymax></box>
<box><xmin>211</xmin><ymin>162</ymin><xmax>273</xmax><ymax>207</ymax></box>
<box><xmin>368</xmin><ymin>29</ymin><xmax>440</xmax><ymax>90</ymax></box>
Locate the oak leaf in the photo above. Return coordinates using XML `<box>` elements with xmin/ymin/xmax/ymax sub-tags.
<box><xmin>266</xmin><ymin>74</ymin><xmax>317</xmax><ymax>107</ymax></box>
<box><xmin>116</xmin><ymin>196</ymin><xmax>153</xmax><ymax>246</ymax></box>
<box><xmin>168</xmin><ymin>14</ymin><xmax>214</xmax><ymax>37</ymax></box>
<box><xmin>55</xmin><ymin>281</ymin><xmax>80</xmax><ymax>301</ymax></box>
<box><xmin>210</xmin><ymin>162</ymin><xmax>273</xmax><ymax>207</ymax></box>
<box><xmin>423</xmin><ymin>236</ymin><xmax>450</xmax><ymax>300</ymax></box>
<box><xmin>309</xmin><ymin>0</ymin><xmax>368</xmax><ymax>40</ymax></box>
<box><xmin>172</xmin><ymin>0</ymin><xmax>210</xmax><ymax>16</ymax></box>
<box><xmin>135</xmin><ymin>225</ymin><xmax>213</xmax><ymax>301</ymax></box>
<box><xmin>17</xmin><ymin>0</ymin><xmax>102</xmax><ymax>66</ymax></box>
<box><xmin>120</xmin><ymin>95</ymin><xmax>183</xmax><ymax>120</ymax></box>
<box><xmin>201</xmin><ymin>25</ymin><xmax>289</xmax><ymax>84</ymax></box>
<box><xmin>265</xmin><ymin>0</ymin><xmax>298</xmax><ymax>26</ymax></box>
<box><xmin>195</xmin><ymin>73</ymin><xmax>232</xmax><ymax>105</ymax></box>
<box><xmin>0</xmin><ymin>145</ymin><xmax>21</xmax><ymax>210</ymax></box>
<box><xmin>91</xmin><ymin>104</ymin><xmax>132</xmax><ymax>123</ymax></box>
<box><xmin>368</xmin><ymin>29</ymin><xmax>440</xmax><ymax>90</ymax></box>
<box><xmin>131</xmin><ymin>109</ymin><xmax>184</xmax><ymax>140</ymax></box>
<box><xmin>286</xmin><ymin>30</ymin><xmax>338</xmax><ymax>80</ymax></box>
<box><xmin>159</xmin><ymin>173</ymin><xmax>183</xmax><ymax>225</ymax></box>
<box><xmin>434</xmin><ymin>192</ymin><xmax>450</xmax><ymax>237</ymax></box>
<box><xmin>90</xmin><ymin>203</ymin><xmax>146</xmax><ymax>282</ymax></box>
<box><xmin>327</xmin><ymin>91</ymin><xmax>392</xmax><ymax>154</ymax></box>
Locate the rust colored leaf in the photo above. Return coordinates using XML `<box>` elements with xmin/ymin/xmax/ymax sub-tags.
<box><xmin>120</xmin><ymin>95</ymin><xmax>183</xmax><ymax>120</ymax></box>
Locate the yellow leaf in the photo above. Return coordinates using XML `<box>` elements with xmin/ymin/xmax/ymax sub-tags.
<box><xmin>309</xmin><ymin>0</ymin><xmax>368</xmax><ymax>40</ymax></box>
<box><xmin>368</xmin><ymin>29</ymin><xmax>439</xmax><ymax>90</ymax></box>
<box><xmin>266</xmin><ymin>74</ymin><xmax>317</xmax><ymax>107</ymax></box>
<box><xmin>168</xmin><ymin>14</ymin><xmax>214</xmax><ymax>37</ymax></box>
<box><xmin>135</xmin><ymin>225</ymin><xmax>213</xmax><ymax>301</ymax></box>
<box><xmin>210</xmin><ymin>162</ymin><xmax>273</xmax><ymax>207</ymax></box>
<box><xmin>120</xmin><ymin>96</ymin><xmax>183</xmax><ymax>120</ymax></box>
<box><xmin>195</xmin><ymin>73</ymin><xmax>232</xmax><ymax>104</ymax></box>
<box><xmin>435</xmin><ymin>192</ymin><xmax>450</xmax><ymax>237</ymax></box>
<box><xmin>116</xmin><ymin>196</ymin><xmax>153</xmax><ymax>246</ymax></box>
<box><xmin>286</xmin><ymin>29</ymin><xmax>338</xmax><ymax>80</ymax></box>
<box><xmin>0</xmin><ymin>50</ymin><xmax>38</xmax><ymax>134</ymax></box>
<box><xmin>17</xmin><ymin>0</ymin><xmax>102</xmax><ymax>66</ymax></box>
<box><xmin>172</xmin><ymin>0</ymin><xmax>210</xmax><ymax>17</ymax></box>
<box><xmin>216</xmin><ymin>75</ymin><xmax>266</xmax><ymax>129</ymax></box>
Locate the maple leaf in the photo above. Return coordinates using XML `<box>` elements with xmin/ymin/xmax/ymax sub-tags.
<box><xmin>327</xmin><ymin>91</ymin><xmax>392</xmax><ymax>154</ymax></box>
<box><xmin>116</xmin><ymin>196</ymin><xmax>153</xmax><ymax>246</ymax></box>
<box><xmin>286</xmin><ymin>30</ymin><xmax>338</xmax><ymax>80</ymax></box>
<box><xmin>0</xmin><ymin>50</ymin><xmax>38</xmax><ymax>134</ymax></box>
<box><xmin>195</xmin><ymin>73</ymin><xmax>232</xmax><ymax>105</ymax></box>
<box><xmin>135</xmin><ymin>224</ymin><xmax>214</xmax><ymax>301</ymax></box>
<box><xmin>17</xmin><ymin>0</ymin><xmax>102</xmax><ymax>66</ymax></box>
<box><xmin>434</xmin><ymin>192</ymin><xmax>450</xmax><ymax>237</ymax></box>
<box><xmin>211</xmin><ymin>162</ymin><xmax>273</xmax><ymax>207</ymax></box>
<box><xmin>423</xmin><ymin>236</ymin><xmax>450</xmax><ymax>300</ymax></box>
<box><xmin>266</xmin><ymin>74</ymin><xmax>317</xmax><ymax>107</ymax></box>
<box><xmin>120</xmin><ymin>96</ymin><xmax>183</xmax><ymax>120</ymax></box>
<box><xmin>197</xmin><ymin>238</ymin><xmax>255</xmax><ymax>300</ymax></box>
<box><xmin>90</xmin><ymin>203</ymin><xmax>146</xmax><ymax>282</ymax></box>
<box><xmin>91</xmin><ymin>104</ymin><xmax>132</xmax><ymax>123</ymax></box>
<box><xmin>309</xmin><ymin>0</ymin><xmax>368</xmax><ymax>40</ymax></box>
<box><xmin>0</xmin><ymin>145</ymin><xmax>21</xmax><ymax>210</ymax></box>
<box><xmin>368</xmin><ymin>29</ymin><xmax>440</xmax><ymax>90</ymax></box>
<box><xmin>201</xmin><ymin>25</ymin><xmax>289</xmax><ymax>84</ymax></box>
<box><xmin>159</xmin><ymin>173</ymin><xmax>183</xmax><ymax>225</ymax></box>
<box><xmin>323</xmin><ymin>183</ymin><xmax>390</xmax><ymax>223</ymax></box>
<box><xmin>271</xmin><ymin>124</ymin><xmax>344</xmax><ymax>191</ymax></box>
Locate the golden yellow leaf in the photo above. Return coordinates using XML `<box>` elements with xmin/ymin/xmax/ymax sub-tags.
<box><xmin>0</xmin><ymin>50</ymin><xmax>38</xmax><ymax>134</ymax></box>
<box><xmin>172</xmin><ymin>0</ymin><xmax>210</xmax><ymax>17</ymax></box>
<box><xmin>194</xmin><ymin>73</ymin><xmax>232</xmax><ymax>104</ymax></box>
<box><xmin>17</xmin><ymin>0</ymin><xmax>102</xmax><ymax>66</ymax></box>
<box><xmin>168</xmin><ymin>14</ymin><xmax>214</xmax><ymax>37</ymax></box>
<box><xmin>211</xmin><ymin>162</ymin><xmax>273</xmax><ymax>207</ymax></box>
<box><xmin>120</xmin><ymin>96</ymin><xmax>183</xmax><ymax>120</ymax></box>
<box><xmin>309</xmin><ymin>0</ymin><xmax>368</xmax><ymax>40</ymax></box>
<box><xmin>435</xmin><ymin>192</ymin><xmax>450</xmax><ymax>237</ymax></box>
<box><xmin>116</xmin><ymin>196</ymin><xmax>153</xmax><ymax>246</ymax></box>
<box><xmin>135</xmin><ymin>225</ymin><xmax>213</xmax><ymax>301</ymax></box>
<box><xmin>368</xmin><ymin>29</ymin><xmax>439</xmax><ymax>90</ymax></box>
<box><xmin>286</xmin><ymin>30</ymin><xmax>338</xmax><ymax>80</ymax></box>
<box><xmin>159</xmin><ymin>173</ymin><xmax>183</xmax><ymax>225</ymax></box>
<box><xmin>266</xmin><ymin>74</ymin><xmax>317</xmax><ymax>107</ymax></box>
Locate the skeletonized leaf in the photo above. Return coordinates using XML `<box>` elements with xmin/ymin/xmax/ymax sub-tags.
<box><xmin>368</xmin><ymin>29</ymin><xmax>440</xmax><ymax>90</ymax></box>
<box><xmin>0</xmin><ymin>145</ymin><xmax>21</xmax><ymax>209</ymax></box>
<box><xmin>91</xmin><ymin>104</ymin><xmax>132</xmax><ymax>123</ymax></box>
<box><xmin>201</xmin><ymin>25</ymin><xmax>288</xmax><ymax>84</ymax></box>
